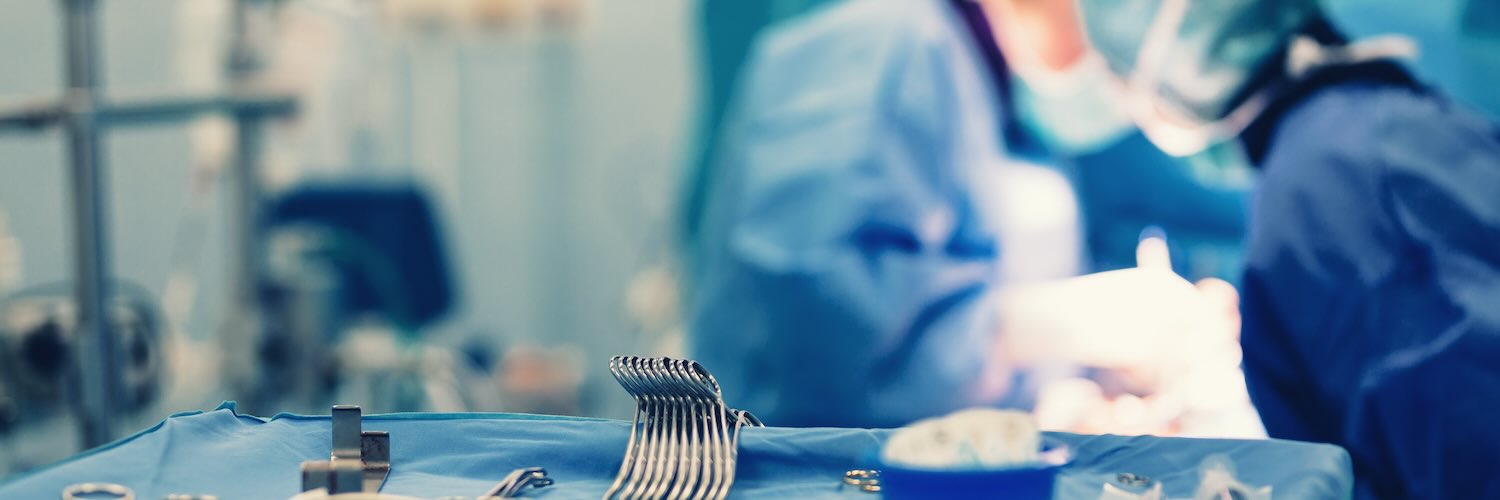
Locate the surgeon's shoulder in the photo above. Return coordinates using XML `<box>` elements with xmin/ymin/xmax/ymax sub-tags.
<box><xmin>759</xmin><ymin>0</ymin><xmax>959</xmax><ymax>52</ymax></box>
<box><xmin>744</xmin><ymin>0</ymin><xmax>961</xmax><ymax>90</ymax></box>
<box><xmin>1264</xmin><ymin>80</ymin><xmax>1500</xmax><ymax>246</ymax></box>
<box><xmin>1259</xmin><ymin>83</ymin><xmax>1396</xmax><ymax>203</ymax></box>
<box><xmin>1366</xmin><ymin>86</ymin><xmax>1500</xmax><ymax>249</ymax></box>
<box><xmin>1364</xmin><ymin>88</ymin><xmax>1500</xmax><ymax>177</ymax></box>
<box><xmin>1249</xmin><ymin>82</ymin><xmax>1424</xmax><ymax>263</ymax></box>
<box><xmin>1271</xmin><ymin>81</ymin><xmax>1482</xmax><ymax>181</ymax></box>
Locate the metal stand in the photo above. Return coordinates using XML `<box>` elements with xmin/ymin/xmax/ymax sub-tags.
<box><xmin>0</xmin><ymin>0</ymin><xmax>296</xmax><ymax>448</ymax></box>
<box><xmin>299</xmin><ymin>405</ymin><xmax>391</xmax><ymax>495</ymax></box>
<box><xmin>59</xmin><ymin>0</ymin><xmax>116</xmax><ymax>450</ymax></box>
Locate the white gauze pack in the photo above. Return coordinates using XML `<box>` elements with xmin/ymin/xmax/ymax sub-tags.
<box><xmin>881</xmin><ymin>409</ymin><xmax>1042</xmax><ymax>469</ymax></box>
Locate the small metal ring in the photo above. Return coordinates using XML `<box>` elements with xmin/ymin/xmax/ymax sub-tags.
<box><xmin>843</xmin><ymin>469</ymin><xmax>882</xmax><ymax>493</ymax></box>
<box><xmin>843</xmin><ymin>469</ymin><xmax>879</xmax><ymax>485</ymax></box>
<box><xmin>62</xmin><ymin>482</ymin><xmax>135</xmax><ymax>500</ymax></box>
<box><xmin>1115</xmin><ymin>473</ymin><xmax>1154</xmax><ymax>488</ymax></box>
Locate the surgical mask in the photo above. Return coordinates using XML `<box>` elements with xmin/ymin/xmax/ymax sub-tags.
<box><xmin>1011</xmin><ymin>51</ymin><xmax>1135</xmax><ymax>154</ymax></box>
<box><xmin>1113</xmin><ymin>0</ymin><xmax>1416</xmax><ymax>156</ymax></box>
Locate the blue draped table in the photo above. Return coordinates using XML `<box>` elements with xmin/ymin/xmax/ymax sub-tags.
<box><xmin>0</xmin><ymin>403</ymin><xmax>1351</xmax><ymax>498</ymax></box>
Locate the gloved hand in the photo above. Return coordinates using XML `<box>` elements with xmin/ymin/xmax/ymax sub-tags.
<box><xmin>1007</xmin><ymin>235</ymin><xmax>1259</xmax><ymax>437</ymax></box>
<box><xmin>995</xmin><ymin>235</ymin><xmax>1239</xmax><ymax>376</ymax></box>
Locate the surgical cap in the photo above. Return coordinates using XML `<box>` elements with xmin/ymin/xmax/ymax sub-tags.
<box><xmin>1077</xmin><ymin>0</ymin><xmax>1322</xmax><ymax>124</ymax></box>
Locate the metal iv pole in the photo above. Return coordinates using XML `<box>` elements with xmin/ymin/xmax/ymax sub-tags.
<box><xmin>0</xmin><ymin>0</ymin><xmax>296</xmax><ymax>448</ymax></box>
<box><xmin>59</xmin><ymin>0</ymin><xmax>118</xmax><ymax>449</ymax></box>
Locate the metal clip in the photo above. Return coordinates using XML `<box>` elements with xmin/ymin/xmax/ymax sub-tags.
<box><xmin>299</xmin><ymin>405</ymin><xmax>392</xmax><ymax>494</ymax></box>
<box><xmin>481</xmin><ymin>467</ymin><xmax>555</xmax><ymax>499</ymax></box>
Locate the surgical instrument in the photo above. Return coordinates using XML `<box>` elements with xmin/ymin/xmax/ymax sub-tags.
<box><xmin>603</xmin><ymin>356</ymin><xmax>762</xmax><ymax>500</ymax></box>
<box><xmin>842</xmin><ymin>469</ymin><xmax>881</xmax><ymax>493</ymax></box>
<box><xmin>61</xmin><ymin>482</ymin><xmax>133</xmax><ymax>500</ymax></box>
<box><xmin>480</xmin><ymin>467</ymin><xmax>554</xmax><ymax>499</ymax></box>
<box><xmin>300</xmin><ymin>405</ymin><xmax>392</xmax><ymax>495</ymax></box>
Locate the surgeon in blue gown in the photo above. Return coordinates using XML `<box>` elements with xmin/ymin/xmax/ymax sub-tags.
<box><xmin>1059</xmin><ymin>0</ymin><xmax>1500</xmax><ymax>496</ymax></box>
<box><xmin>682</xmin><ymin>0</ymin><xmax>839</xmax><ymax>249</ymax></box>
<box><xmin>687</xmin><ymin>0</ymin><xmax>1026</xmax><ymax>429</ymax></box>
<box><xmin>685</xmin><ymin>0</ymin><xmax>1241</xmax><ymax>430</ymax></box>
<box><xmin>683</xmin><ymin>0</ymin><xmax>1255</xmax><ymax>286</ymax></box>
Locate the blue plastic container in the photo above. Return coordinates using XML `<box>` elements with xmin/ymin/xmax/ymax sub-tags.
<box><xmin>877</xmin><ymin>445</ymin><xmax>1070</xmax><ymax>499</ymax></box>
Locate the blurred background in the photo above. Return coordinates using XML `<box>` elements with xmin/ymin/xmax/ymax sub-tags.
<box><xmin>0</xmin><ymin>0</ymin><xmax>1495</xmax><ymax>477</ymax></box>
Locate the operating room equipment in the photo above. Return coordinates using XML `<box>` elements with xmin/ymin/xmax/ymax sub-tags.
<box><xmin>0</xmin><ymin>281</ymin><xmax>164</xmax><ymax>438</ymax></box>
<box><xmin>227</xmin><ymin>183</ymin><xmax>459</xmax><ymax>415</ymax></box>
<box><xmin>300</xmin><ymin>405</ymin><xmax>393</xmax><ymax>495</ymax></box>
<box><xmin>480</xmin><ymin>467</ymin><xmax>554</xmax><ymax>499</ymax></box>
<box><xmin>0</xmin><ymin>0</ymin><xmax>296</xmax><ymax>448</ymax></box>
<box><xmin>604</xmin><ymin>356</ymin><xmax>763</xmax><ymax>500</ymax></box>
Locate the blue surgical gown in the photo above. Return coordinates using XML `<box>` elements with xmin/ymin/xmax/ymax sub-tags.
<box><xmin>682</xmin><ymin>0</ymin><xmax>840</xmax><ymax>248</ymax></box>
<box><xmin>687</xmin><ymin>0</ymin><xmax>1023</xmax><ymax>428</ymax></box>
<box><xmin>1240</xmin><ymin>62</ymin><xmax>1500</xmax><ymax>498</ymax></box>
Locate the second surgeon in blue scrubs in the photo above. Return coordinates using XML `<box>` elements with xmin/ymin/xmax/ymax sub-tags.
<box><xmin>1058</xmin><ymin>0</ymin><xmax>1500</xmax><ymax>496</ymax></box>
<box><xmin>687</xmin><ymin>0</ymin><xmax>1239</xmax><ymax>429</ymax></box>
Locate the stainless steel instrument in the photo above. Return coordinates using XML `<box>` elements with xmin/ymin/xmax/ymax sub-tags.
<box><xmin>299</xmin><ymin>405</ymin><xmax>392</xmax><ymax>495</ymax></box>
<box><xmin>603</xmin><ymin>356</ymin><xmax>762</xmax><ymax>500</ymax></box>
<box><xmin>481</xmin><ymin>467</ymin><xmax>554</xmax><ymax>499</ymax></box>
